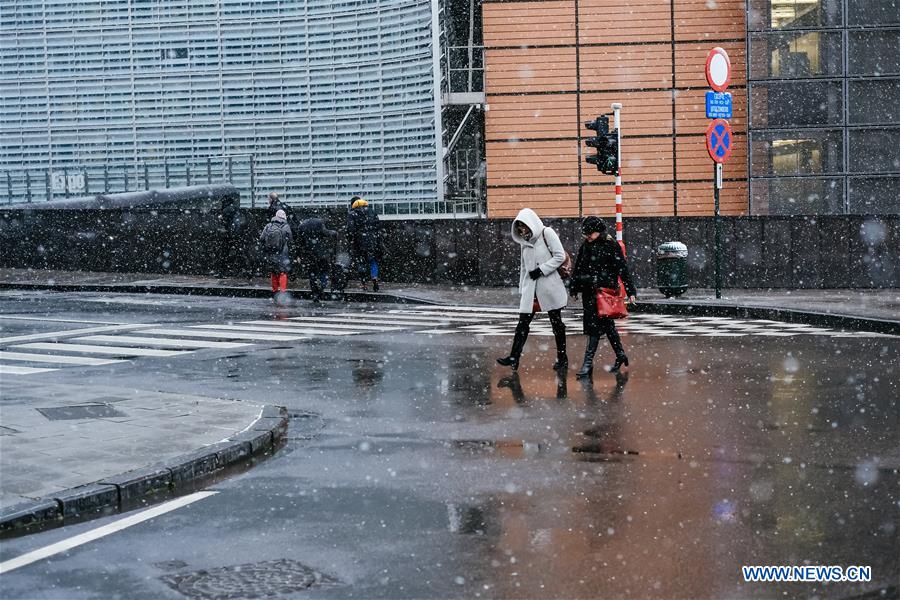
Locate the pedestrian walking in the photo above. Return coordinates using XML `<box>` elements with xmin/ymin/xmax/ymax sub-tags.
<box><xmin>297</xmin><ymin>217</ymin><xmax>337</xmax><ymax>302</ymax></box>
<box><xmin>259</xmin><ymin>209</ymin><xmax>293</xmax><ymax>301</ymax></box>
<box><xmin>569</xmin><ymin>216</ymin><xmax>637</xmax><ymax>377</ymax></box>
<box><xmin>497</xmin><ymin>208</ymin><xmax>569</xmax><ymax>371</ymax></box>
<box><xmin>347</xmin><ymin>196</ymin><xmax>382</xmax><ymax>291</ymax></box>
<box><xmin>266</xmin><ymin>191</ymin><xmax>291</xmax><ymax>220</ymax></box>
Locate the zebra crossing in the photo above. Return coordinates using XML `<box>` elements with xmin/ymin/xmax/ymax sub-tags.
<box><xmin>0</xmin><ymin>306</ymin><xmax>893</xmax><ymax>376</ymax></box>
<box><xmin>374</xmin><ymin>306</ymin><xmax>896</xmax><ymax>340</ymax></box>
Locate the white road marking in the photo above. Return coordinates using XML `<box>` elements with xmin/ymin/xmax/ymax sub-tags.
<box><xmin>14</xmin><ymin>342</ymin><xmax>188</xmax><ymax>357</ymax></box>
<box><xmin>0</xmin><ymin>364</ymin><xmax>58</xmax><ymax>375</ymax></box>
<box><xmin>700</xmin><ymin>332</ymin><xmax>748</xmax><ymax>337</ymax></box>
<box><xmin>385</xmin><ymin>311</ymin><xmax>508</xmax><ymax>322</ymax></box>
<box><xmin>136</xmin><ymin>328</ymin><xmax>307</xmax><ymax>342</ymax></box>
<box><xmin>411</xmin><ymin>306</ymin><xmax>521</xmax><ymax>314</ymax></box>
<box><xmin>189</xmin><ymin>324</ymin><xmax>355</xmax><ymax>336</ymax></box>
<box><xmin>0</xmin><ymin>324</ymin><xmax>150</xmax><ymax>344</ymax></box>
<box><xmin>0</xmin><ymin>316</ymin><xmax>127</xmax><ymax>325</ymax></box>
<box><xmin>321</xmin><ymin>315</ymin><xmax>450</xmax><ymax>326</ymax></box>
<box><xmin>74</xmin><ymin>335</ymin><xmax>250</xmax><ymax>349</ymax></box>
<box><xmin>0</xmin><ymin>351</ymin><xmax>125</xmax><ymax>366</ymax></box>
<box><xmin>0</xmin><ymin>491</ymin><xmax>218</xmax><ymax>575</ymax></box>
<box><xmin>244</xmin><ymin>319</ymin><xmax>404</xmax><ymax>332</ymax></box>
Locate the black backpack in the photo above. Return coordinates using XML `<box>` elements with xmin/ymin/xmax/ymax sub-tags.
<box><xmin>263</xmin><ymin>223</ymin><xmax>284</xmax><ymax>252</ymax></box>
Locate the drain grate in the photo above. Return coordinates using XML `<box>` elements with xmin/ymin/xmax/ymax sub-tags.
<box><xmin>36</xmin><ymin>404</ymin><xmax>127</xmax><ymax>421</ymax></box>
<box><xmin>160</xmin><ymin>559</ymin><xmax>338</xmax><ymax>599</ymax></box>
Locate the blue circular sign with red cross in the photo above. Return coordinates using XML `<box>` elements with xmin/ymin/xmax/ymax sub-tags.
<box><xmin>706</xmin><ymin>118</ymin><xmax>733</xmax><ymax>164</ymax></box>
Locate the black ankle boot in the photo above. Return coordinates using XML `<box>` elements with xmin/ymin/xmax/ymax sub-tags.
<box><xmin>497</xmin><ymin>355</ymin><xmax>520</xmax><ymax>370</ymax></box>
<box><xmin>553</xmin><ymin>353</ymin><xmax>568</xmax><ymax>371</ymax></box>
<box><xmin>610</xmin><ymin>355</ymin><xmax>629</xmax><ymax>373</ymax></box>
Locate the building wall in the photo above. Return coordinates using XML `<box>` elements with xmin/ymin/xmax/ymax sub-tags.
<box><xmin>0</xmin><ymin>0</ymin><xmax>440</xmax><ymax>210</ymax></box>
<box><xmin>483</xmin><ymin>0</ymin><xmax>748</xmax><ymax>218</ymax></box>
<box><xmin>747</xmin><ymin>0</ymin><xmax>900</xmax><ymax>215</ymax></box>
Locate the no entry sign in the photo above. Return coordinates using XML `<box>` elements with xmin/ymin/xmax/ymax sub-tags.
<box><xmin>706</xmin><ymin>118</ymin><xmax>733</xmax><ymax>163</ymax></box>
<box><xmin>705</xmin><ymin>47</ymin><xmax>731</xmax><ymax>92</ymax></box>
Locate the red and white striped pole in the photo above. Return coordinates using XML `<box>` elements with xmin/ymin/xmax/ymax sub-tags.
<box><xmin>611</xmin><ymin>103</ymin><xmax>624</xmax><ymax>255</ymax></box>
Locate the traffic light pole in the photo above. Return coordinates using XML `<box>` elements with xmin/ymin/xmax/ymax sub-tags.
<box><xmin>612</xmin><ymin>103</ymin><xmax>624</xmax><ymax>254</ymax></box>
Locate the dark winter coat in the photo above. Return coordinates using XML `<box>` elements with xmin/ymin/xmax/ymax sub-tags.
<box><xmin>266</xmin><ymin>199</ymin><xmax>291</xmax><ymax>221</ymax></box>
<box><xmin>347</xmin><ymin>206</ymin><xmax>381</xmax><ymax>261</ymax></box>
<box><xmin>571</xmin><ymin>234</ymin><xmax>637</xmax><ymax>335</ymax></box>
<box><xmin>297</xmin><ymin>218</ymin><xmax>337</xmax><ymax>266</ymax></box>
<box><xmin>258</xmin><ymin>217</ymin><xmax>294</xmax><ymax>274</ymax></box>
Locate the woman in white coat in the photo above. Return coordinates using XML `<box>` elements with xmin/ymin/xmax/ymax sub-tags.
<box><xmin>497</xmin><ymin>208</ymin><xmax>569</xmax><ymax>371</ymax></box>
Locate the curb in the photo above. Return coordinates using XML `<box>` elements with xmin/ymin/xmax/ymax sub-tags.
<box><xmin>630</xmin><ymin>300</ymin><xmax>900</xmax><ymax>336</ymax></box>
<box><xmin>0</xmin><ymin>281</ymin><xmax>437</xmax><ymax>305</ymax></box>
<box><xmin>0</xmin><ymin>405</ymin><xmax>290</xmax><ymax>537</ymax></box>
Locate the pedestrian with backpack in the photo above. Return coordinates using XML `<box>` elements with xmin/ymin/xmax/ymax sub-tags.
<box><xmin>496</xmin><ymin>208</ymin><xmax>570</xmax><ymax>372</ymax></box>
<box><xmin>259</xmin><ymin>209</ymin><xmax>293</xmax><ymax>302</ymax></box>
<box><xmin>347</xmin><ymin>197</ymin><xmax>382</xmax><ymax>291</ymax></box>
<box><xmin>297</xmin><ymin>217</ymin><xmax>337</xmax><ymax>302</ymax></box>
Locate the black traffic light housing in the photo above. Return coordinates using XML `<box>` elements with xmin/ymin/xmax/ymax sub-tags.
<box><xmin>584</xmin><ymin>115</ymin><xmax>619</xmax><ymax>175</ymax></box>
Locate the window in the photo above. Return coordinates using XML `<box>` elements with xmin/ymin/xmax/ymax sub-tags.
<box><xmin>749</xmin><ymin>31</ymin><xmax>842</xmax><ymax>79</ymax></box>
<box><xmin>749</xmin><ymin>0</ymin><xmax>841</xmax><ymax>30</ymax></box>
<box><xmin>848</xmin><ymin>79</ymin><xmax>900</xmax><ymax>124</ymax></box>
<box><xmin>751</xmin><ymin>130</ymin><xmax>843</xmax><ymax>176</ymax></box>
<box><xmin>750</xmin><ymin>80</ymin><xmax>843</xmax><ymax>128</ymax></box>
<box><xmin>848</xmin><ymin>30</ymin><xmax>900</xmax><ymax>76</ymax></box>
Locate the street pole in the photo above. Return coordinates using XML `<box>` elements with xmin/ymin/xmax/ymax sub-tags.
<box><xmin>611</xmin><ymin>102</ymin><xmax>624</xmax><ymax>254</ymax></box>
<box><xmin>714</xmin><ymin>162</ymin><xmax>722</xmax><ymax>298</ymax></box>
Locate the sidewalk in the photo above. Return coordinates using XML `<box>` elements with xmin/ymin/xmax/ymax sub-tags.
<box><xmin>0</xmin><ymin>377</ymin><xmax>287</xmax><ymax>535</ymax></box>
<box><xmin>2</xmin><ymin>268</ymin><xmax>898</xmax><ymax>330</ymax></box>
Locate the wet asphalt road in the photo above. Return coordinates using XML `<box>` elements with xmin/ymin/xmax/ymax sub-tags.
<box><xmin>0</xmin><ymin>290</ymin><xmax>898</xmax><ymax>599</ymax></box>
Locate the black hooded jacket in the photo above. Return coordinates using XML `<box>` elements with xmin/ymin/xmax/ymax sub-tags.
<box><xmin>571</xmin><ymin>234</ymin><xmax>637</xmax><ymax>297</ymax></box>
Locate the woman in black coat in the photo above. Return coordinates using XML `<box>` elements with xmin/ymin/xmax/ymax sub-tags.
<box><xmin>569</xmin><ymin>217</ymin><xmax>637</xmax><ymax>377</ymax></box>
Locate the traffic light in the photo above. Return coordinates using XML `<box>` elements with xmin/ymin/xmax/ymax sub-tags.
<box><xmin>584</xmin><ymin>115</ymin><xmax>619</xmax><ymax>175</ymax></box>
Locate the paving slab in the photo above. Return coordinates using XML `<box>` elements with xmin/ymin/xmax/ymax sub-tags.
<box><xmin>0</xmin><ymin>379</ymin><xmax>285</xmax><ymax>534</ymax></box>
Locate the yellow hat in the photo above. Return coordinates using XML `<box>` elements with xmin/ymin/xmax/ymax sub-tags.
<box><xmin>351</xmin><ymin>199</ymin><xmax>368</xmax><ymax>209</ymax></box>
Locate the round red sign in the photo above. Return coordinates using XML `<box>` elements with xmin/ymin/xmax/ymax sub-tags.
<box><xmin>706</xmin><ymin>118</ymin><xmax>733</xmax><ymax>164</ymax></box>
<box><xmin>705</xmin><ymin>47</ymin><xmax>731</xmax><ymax>92</ymax></box>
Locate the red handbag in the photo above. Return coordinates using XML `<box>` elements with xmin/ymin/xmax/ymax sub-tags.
<box><xmin>596</xmin><ymin>285</ymin><xmax>627</xmax><ymax>319</ymax></box>
<box><xmin>532</xmin><ymin>297</ymin><xmax>541</xmax><ymax>313</ymax></box>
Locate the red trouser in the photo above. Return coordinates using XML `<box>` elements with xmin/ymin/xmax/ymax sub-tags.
<box><xmin>270</xmin><ymin>273</ymin><xmax>288</xmax><ymax>292</ymax></box>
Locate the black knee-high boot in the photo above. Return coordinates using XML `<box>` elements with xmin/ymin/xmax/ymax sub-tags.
<box><xmin>605</xmin><ymin>323</ymin><xmax>629</xmax><ymax>372</ymax></box>
<box><xmin>549</xmin><ymin>309</ymin><xmax>568</xmax><ymax>370</ymax></box>
<box><xmin>498</xmin><ymin>314</ymin><xmax>532</xmax><ymax>369</ymax></box>
<box><xmin>577</xmin><ymin>336</ymin><xmax>600</xmax><ymax>378</ymax></box>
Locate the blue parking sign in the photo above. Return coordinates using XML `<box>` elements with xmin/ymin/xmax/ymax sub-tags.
<box><xmin>705</xmin><ymin>92</ymin><xmax>733</xmax><ymax>119</ymax></box>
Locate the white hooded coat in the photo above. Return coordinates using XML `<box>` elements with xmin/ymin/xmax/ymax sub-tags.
<box><xmin>511</xmin><ymin>208</ymin><xmax>568</xmax><ymax>313</ymax></box>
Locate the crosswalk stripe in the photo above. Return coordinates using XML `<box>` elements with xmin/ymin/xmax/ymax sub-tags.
<box><xmin>136</xmin><ymin>328</ymin><xmax>307</xmax><ymax>342</ymax></box>
<box><xmin>74</xmin><ymin>335</ymin><xmax>250</xmax><ymax>349</ymax></box>
<box><xmin>410</xmin><ymin>306</ymin><xmax>521</xmax><ymax>314</ymax></box>
<box><xmin>189</xmin><ymin>324</ymin><xmax>355</xmax><ymax>336</ymax></box>
<box><xmin>0</xmin><ymin>351</ymin><xmax>125</xmax><ymax>366</ymax></box>
<box><xmin>320</xmin><ymin>315</ymin><xmax>451</xmax><ymax>326</ymax></box>
<box><xmin>246</xmin><ymin>319</ymin><xmax>404</xmax><ymax>332</ymax></box>
<box><xmin>0</xmin><ymin>323</ymin><xmax>150</xmax><ymax>344</ymax></box>
<box><xmin>385</xmin><ymin>311</ymin><xmax>510</xmax><ymax>322</ymax></box>
<box><xmin>13</xmin><ymin>343</ymin><xmax>187</xmax><ymax>357</ymax></box>
<box><xmin>0</xmin><ymin>364</ymin><xmax>58</xmax><ymax>375</ymax></box>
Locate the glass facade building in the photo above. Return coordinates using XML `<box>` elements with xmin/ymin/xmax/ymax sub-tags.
<box><xmin>0</xmin><ymin>0</ymin><xmax>443</xmax><ymax>211</ymax></box>
<box><xmin>748</xmin><ymin>0</ymin><xmax>900</xmax><ymax>214</ymax></box>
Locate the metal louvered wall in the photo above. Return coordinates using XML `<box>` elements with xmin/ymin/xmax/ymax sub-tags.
<box><xmin>0</xmin><ymin>0</ymin><xmax>445</xmax><ymax>214</ymax></box>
